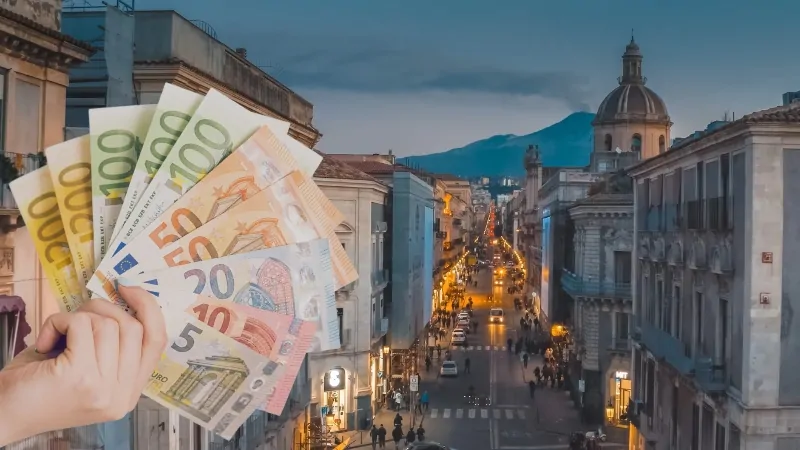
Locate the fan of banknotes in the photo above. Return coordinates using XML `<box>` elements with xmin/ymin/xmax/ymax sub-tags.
<box><xmin>9</xmin><ymin>83</ymin><xmax>357</xmax><ymax>439</ymax></box>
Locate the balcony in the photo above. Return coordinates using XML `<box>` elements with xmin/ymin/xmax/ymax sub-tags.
<box><xmin>373</xmin><ymin>317</ymin><xmax>389</xmax><ymax>339</ymax></box>
<box><xmin>695</xmin><ymin>358</ymin><xmax>727</xmax><ymax>393</ymax></box>
<box><xmin>0</xmin><ymin>152</ymin><xmax>47</xmax><ymax>212</ymax></box>
<box><xmin>609</xmin><ymin>337</ymin><xmax>631</xmax><ymax>352</ymax></box>
<box><xmin>561</xmin><ymin>269</ymin><xmax>631</xmax><ymax>299</ymax></box>
<box><xmin>371</xmin><ymin>269</ymin><xmax>390</xmax><ymax>288</ymax></box>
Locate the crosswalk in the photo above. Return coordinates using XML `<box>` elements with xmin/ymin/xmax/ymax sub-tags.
<box><xmin>449</xmin><ymin>345</ymin><xmax>505</xmax><ymax>351</ymax></box>
<box><xmin>425</xmin><ymin>408</ymin><xmax>527</xmax><ymax>420</ymax></box>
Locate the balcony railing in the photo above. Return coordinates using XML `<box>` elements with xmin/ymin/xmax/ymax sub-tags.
<box><xmin>638</xmin><ymin>322</ymin><xmax>727</xmax><ymax>393</ymax></box>
<box><xmin>0</xmin><ymin>152</ymin><xmax>47</xmax><ymax>211</ymax></box>
<box><xmin>609</xmin><ymin>337</ymin><xmax>631</xmax><ymax>352</ymax></box>
<box><xmin>561</xmin><ymin>269</ymin><xmax>631</xmax><ymax>298</ymax></box>
<box><xmin>373</xmin><ymin>317</ymin><xmax>389</xmax><ymax>339</ymax></box>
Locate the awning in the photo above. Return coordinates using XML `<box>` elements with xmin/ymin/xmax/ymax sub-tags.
<box><xmin>0</xmin><ymin>295</ymin><xmax>31</xmax><ymax>357</ymax></box>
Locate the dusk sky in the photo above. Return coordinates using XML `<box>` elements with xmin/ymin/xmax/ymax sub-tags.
<box><xmin>137</xmin><ymin>0</ymin><xmax>800</xmax><ymax>157</ymax></box>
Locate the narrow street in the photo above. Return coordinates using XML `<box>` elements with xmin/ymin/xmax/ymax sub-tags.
<box><xmin>369</xmin><ymin>244</ymin><xmax>624</xmax><ymax>450</ymax></box>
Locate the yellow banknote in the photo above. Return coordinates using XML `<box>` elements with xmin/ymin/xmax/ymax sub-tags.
<box><xmin>45</xmin><ymin>136</ymin><xmax>93</xmax><ymax>293</ymax></box>
<box><xmin>10</xmin><ymin>167</ymin><xmax>85</xmax><ymax>311</ymax></box>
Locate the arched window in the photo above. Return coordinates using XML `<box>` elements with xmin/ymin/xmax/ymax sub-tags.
<box><xmin>659</xmin><ymin>135</ymin><xmax>666</xmax><ymax>153</ymax></box>
<box><xmin>631</xmin><ymin>134</ymin><xmax>642</xmax><ymax>153</ymax></box>
<box><xmin>604</xmin><ymin>134</ymin><xmax>612</xmax><ymax>151</ymax></box>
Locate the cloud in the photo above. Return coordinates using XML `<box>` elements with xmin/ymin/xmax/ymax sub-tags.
<box><xmin>244</xmin><ymin>33</ymin><xmax>592</xmax><ymax>111</ymax></box>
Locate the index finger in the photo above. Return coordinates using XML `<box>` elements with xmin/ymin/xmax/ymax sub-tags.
<box><xmin>117</xmin><ymin>283</ymin><xmax>167</xmax><ymax>378</ymax></box>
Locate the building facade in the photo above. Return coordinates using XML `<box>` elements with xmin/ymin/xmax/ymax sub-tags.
<box><xmin>629</xmin><ymin>104</ymin><xmax>800</xmax><ymax>450</ymax></box>
<box><xmin>563</xmin><ymin>178</ymin><xmax>634</xmax><ymax>427</ymax></box>
<box><xmin>311</xmin><ymin>155</ymin><xmax>390</xmax><ymax>434</ymax></box>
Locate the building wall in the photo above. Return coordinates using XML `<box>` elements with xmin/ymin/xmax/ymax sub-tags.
<box><xmin>389</xmin><ymin>172</ymin><xmax>434</xmax><ymax>349</ymax></box>
<box><xmin>593</xmin><ymin>121</ymin><xmax>670</xmax><ymax>162</ymax></box>
<box><xmin>1</xmin><ymin>0</ymin><xmax>62</xmax><ymax>30</ymax></box>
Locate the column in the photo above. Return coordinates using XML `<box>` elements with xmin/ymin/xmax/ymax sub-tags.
<box><xmin>583</xmin><ymin>225</ymin><xmax>602</xmax><ymax>283</ymax></box>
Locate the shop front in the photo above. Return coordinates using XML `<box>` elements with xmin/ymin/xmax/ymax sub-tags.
<box><xmin>321</xmin><ymin>367</ymin><xmax>350</xmax><ymax>432</ymax></box>
<box><xmin>370</xmin><ymin>347</ymin><xmax>389</xmax><ymax>412</ymax></box>
<box><xmin>606</xmin><ymin>369</ymin><xmax>631</xmax><ymax>428</ymax></box>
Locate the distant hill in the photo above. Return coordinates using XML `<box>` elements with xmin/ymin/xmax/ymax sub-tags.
<box><xmin>399</xmin><ymin>112</ymin><xmax>595</xmax><ymax>178</ymax></box>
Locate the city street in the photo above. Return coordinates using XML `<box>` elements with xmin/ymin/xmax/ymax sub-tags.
<box><xmin>378</xmin><ymin>246</ymin><xmax>624</xmax><ymax>450</ymax></box>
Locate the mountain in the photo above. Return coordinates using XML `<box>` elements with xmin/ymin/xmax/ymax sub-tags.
<box><xmin>399</xmin><ymin>112</ymin><xmax>595</xmax><ymax>178</ymax></box>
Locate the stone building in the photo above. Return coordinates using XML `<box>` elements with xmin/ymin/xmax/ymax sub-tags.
<box><xmin>521</xmin><ymin>145</ymin><xmax>543</xmax><ymax>310</ymax></box>
<box><xmin>563</xmin><ymin>172</ymin><xmax>634</xmax><ymax>427</ymax></box>
<box><xmin>628</xmin><ymin>103</ymin><xmax>800</xmax><ymax>450</ymax></box>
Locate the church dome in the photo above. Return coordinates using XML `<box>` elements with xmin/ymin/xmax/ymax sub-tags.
<box><xmin>594</xmin><ymin>37</ymin><xmax>670</xmax><ymax>124</ymax></box>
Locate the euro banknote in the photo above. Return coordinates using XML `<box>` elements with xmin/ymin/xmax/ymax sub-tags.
<box><xmin>9</xmin><ymin>167</ymin><xmax>85</xmax><ymax>311</ymax></box>
<box><xmin>45</xmin><ymin>136</ymin><xmax>94</xmax><ymax>292</ymax></box>
<box><xmin>86</xmin><ymin>125</ymin><xmax>321</xmax><ymax>297</ymax></box>
<box><xmin>146</xmin><ymin>307</ymin><xmax>287</xmax><ymax>440</ymax></box>
<box><xmin>111</xmin><ymin>84</ymin><xmax>204</xmax><ymax>243</ymax></box>
<box><xmin>91</xmin><ymin>170</ymin><xmax>355</xmax><ymax>297</ymax></box>
<box><xmin>89</xmin><ymin>104</ymin><xmax>157</xmax><ymax>263</ymax></box>
<box><xmin>125</xmin><ymin>240</ymin><xmax>339</xmax><ymax>351</ymax></box>
<box><xmin>109</xmin><ymin>89</ymin><xmax>292</xmax><ymax>256</ymax></box>
<box><xmin>142</xmin><ymin>291</ymin><xmax>316</xmax><ymax>414</ymax></box>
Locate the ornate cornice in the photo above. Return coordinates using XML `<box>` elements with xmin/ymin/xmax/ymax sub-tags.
<box><xmin>0</xmin><ymin>13</ymin><xmax>93</xmax><ymax>73</ymax></box>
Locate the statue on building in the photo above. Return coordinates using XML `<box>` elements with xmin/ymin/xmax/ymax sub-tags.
<box><xmin>587</xmin><ymin>169</ymin><xmax>633</xmax><ymax>196</ymax></box>
<box><xmin>524</xmin><ymin>144</ymin><xmax>541</xmax><ymax>170</ymax></box>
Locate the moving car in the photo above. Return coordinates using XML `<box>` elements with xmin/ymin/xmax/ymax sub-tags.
<box><xmin>454</xmin><ymin>325</ymin><xmax>470</xmax><ymax>335</ymax></box>
<box><xmin>451</xmin><ymin>329</ymin><xmax>467</xmax><ymax>346</ymax></box>
<box><xmin>489</xmin><ymin>308</ymin><xmax>504</xmax><ymax>324</ymax></box>
<box><xmin>494</xmin><ymin>279</ymin><xmax>503</xmax><ymax>286</ymax></box>
<box><xmin>457</xmin><ymin>317</ymin><xmax>470</xmax><ymax>328</ymax></box>
<box><xmin>457</xmin><ymin>311</ymin><xmax>470</xmax><ymax>320</ymax></box>
<box><xmin>440</xmin><ymin>360</ymin><xmax>458</xmax><ymax>377</ymax></box>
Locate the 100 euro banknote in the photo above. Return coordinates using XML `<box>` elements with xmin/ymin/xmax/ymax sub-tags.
<box><xmin>46</xmin><ymin>136</ymin><xmax>94</xmax><ymax>291</ymax></box>
<box><xmin>86</xmin><ymin>125</ymin><xmax>320</xmax><ymax>297</ymax></box>
<box><xmin>111</xmin><ymin>84</ymin><xmax>204</xmax><ymax>243</ymax></box>
<box><xmin>111</xmin><ymin>240</ymin><xmax>339</xmax><ymax>351</ymax></box>
<box><xmin>93</xmin><ymin>170</ymin><xmax>356</xmax><ymax>296</ymax></box>
<box><xmin>140</xmin><ymin>291</ymin><xmax>315</xmax><ymax>414</ymax></box>
<box><xmin>109</xmin><ymin>89</ymin><xmax>292</xmax><ymax>256</ymax></box>
<box><xmin>146</xmin><ymin>308</ymin><xmax>286</xmax><ymax>439</ymax></box>
<box><xmin>90</xmin><ymin>104</ymin><xmax>157</xmax><ymax>263</ymax></box>
<box><xmin>9</xmin><ymin>167</ymin><xmax>85</xmax><ymax>311</ymax></box>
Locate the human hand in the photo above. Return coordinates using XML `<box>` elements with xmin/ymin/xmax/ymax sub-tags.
<box><xmin>0</xmin><ymin>285</ymin><xmax>167</xmax><ymax>446</ymax></box>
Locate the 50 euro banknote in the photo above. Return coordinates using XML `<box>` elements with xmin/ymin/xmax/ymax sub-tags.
<box><xmin>141</xmin><ymin>290</ymin><xmax>316</xmax><ymax>414</ymax></box>
<box><xmin>87</xmin><ymin>125</ymin><xmax>321</xmax><ymax>297</ymax></box>
<box><xmin>109</xmin><ymin>89</ymin><xmax>293</xmax><ymax>256</ymax></box>
<box><xmin>90</xmin><ymin>170</ymin><xmax>355</xmax><ymax>302</ymax></box>
<box><xmin>116</xmin><ymin>240</ymin><xmax>339</xmax><ymax>351</ymax></box>
<box><xmin>146</xmin><ymin>305</ymin><xmax>288</xmax><ymax>439</ymax></box>
<box><xmin>9</xmin><ymin>167</ymin><xmax>86</xmax><ymax>311</ymax></box>
<box><xmin>111</xmin><ymin>84</ymin><xmax>204</xmax><ymax>243</ymax></box>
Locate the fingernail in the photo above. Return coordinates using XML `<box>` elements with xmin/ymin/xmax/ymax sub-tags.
<box><xmin>33</xmin><ymin>346</ymin><xmax>41</xmax><ymax>354</ymax></box>
<box><xmin>116</xmin><ymin>277</ymin><xmax>137</xmax><ymax>289</ymax></box>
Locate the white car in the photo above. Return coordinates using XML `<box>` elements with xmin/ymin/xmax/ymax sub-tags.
<box><xmin>440</xmin><ymin>360</ymin><xmax>459</xmax><ymax>377</ymax></box>
<box><xmin>451</xmin><ymin>330</ymin><xmax>467</xmax><ymax>346</ymax></box>
<box><xmin>457</xmin><ymin>317</ymin><xmax>470</xmax><ymax>328</ymax></box>
<box><xmin>489</xmin><ymin>308</ymin><xmax>504</xmax><ymax>324</ymax></box>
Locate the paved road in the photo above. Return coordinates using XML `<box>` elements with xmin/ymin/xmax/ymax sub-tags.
<box><xmin>390</xmin><ymin>245</ymin><xmax>617</xmax><ymax>450</ymax></box>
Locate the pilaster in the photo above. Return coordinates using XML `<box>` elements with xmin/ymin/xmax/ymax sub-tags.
<box><xmin>583</xmin><ymin>225</ymin><xmax>602</xmax><ymax>282</ymax></box>
<box><xmin>583</xmin><ymin>304</ymin><xmax>600</xmax><ymax>371</ymax></box>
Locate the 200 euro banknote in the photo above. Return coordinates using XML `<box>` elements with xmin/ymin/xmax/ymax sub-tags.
<box><xmin>46</xmin><ymin>136</ymin><xmax>94</xmax><ymax>290</ymax></box>
<box><xmin>9</xmin><ymin>167</ymin><xmax>85</xmax><ymax>311</ymax></box>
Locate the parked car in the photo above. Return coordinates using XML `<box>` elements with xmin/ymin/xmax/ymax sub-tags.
<box><xmin>457</xmin><ymin>317</ymin><xmax>470</xmax><ymax>328</ymax></box>
<box><xmin>440</xmin><ymin>360</ymin><xmax>459</xmax><ymax>377</ymax></box>
<box><xmin>405</xmin><ymin>442</ymin><xmax>458</xmax><ymax>450</ymax></box>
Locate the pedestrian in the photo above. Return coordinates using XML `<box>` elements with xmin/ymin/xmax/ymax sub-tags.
<box><xmin>464</xmin><ymin>357</ymin><xmax>471</xmax><ymax>374</ymax></box>
<box><xmin>417</xmin><ymin>424</ymin><xmax>426</xmax><ymax>441</ymax></box>
<box><xmin>436</xmin><ymin>344</ymin><xmax>442</xmax><ymax>359</ymax></box>
<box><xmin>528</xmin><ymin>379</ymin><xmax>537</xmax><ymax>399</ymax></box>
<box><xmin>394</xmin><ymin>391</ymin><xmax>403</xmax><ymax>411</ymax></box>
<box><xmin>378</xmin><ymin>425</ymin><xmax>387</xmax><ymax>448</ymax></box>
<box><xmin>415</xmin><ymin>396</ymin><xmax>423</xmax><ymax>414</ymax></box>
<box><xmin>392</xmin><ymin>425</ymin><xmax>403</xmax><ymax>449</ymax></box>
<box><xmin>523</xmin><ymin>353</ymin><xmax>529</xmax><ymax>369</ymax></box>
<box><xmin>405</xmin><ymin>427</ymin><xmax>416</xmax><ymax>446</ymax></box>
<box><xmin>371</xmin><ymin>425</ymin><xmax>379</xmax><ymax>450</ymax></box>
<box><xmin>421</xmin><ymin>390</ymin><xmax>429</xmax><ymax>411</ymax></box>
<box><xmin>393</xmin><ymin>412</ymin><xmax>403</xmax><ymax>428</ymax></box>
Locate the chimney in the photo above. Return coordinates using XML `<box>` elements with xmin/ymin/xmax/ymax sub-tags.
<box><xmin>235</xmin><ymin>48</ymin><xmax>247</xmax><ymax>58</ymax></box>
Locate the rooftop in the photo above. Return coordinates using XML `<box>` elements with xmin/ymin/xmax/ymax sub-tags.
<box><xmin>313</xmin><ymin>152</ymin><xmax>385</xmax><ymax>185</ymax></box>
